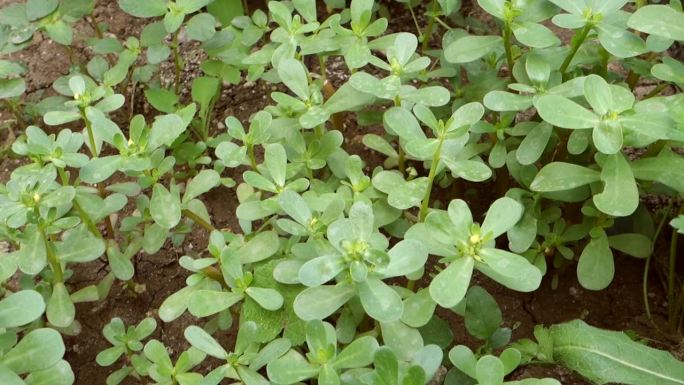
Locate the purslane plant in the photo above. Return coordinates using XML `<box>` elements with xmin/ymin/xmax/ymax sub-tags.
<box><xmin>0</xmin><ymin>0</ymin><xmax>684</xmax><ymax>384</ymax></box>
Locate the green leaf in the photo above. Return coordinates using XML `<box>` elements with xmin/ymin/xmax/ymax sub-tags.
<box><xmin>429</xmin><ymin>257</ymin><xmax>474</xmax><ymax>308</ymax></box>
<box><xmin>465</xmin><ymin>286</ymin><xmax>502</xmax><ymax>341</ymax></box>
<box><xmin>483</xmin><ymin>91</ymin><xmax>533</xmax><ymax>112</ymax></box>
<box><xmin>383</xmin><ymin>107</ymin><xmax>425</xmax><ymax>141</ymax></box>
<box><xmin>278</xmin><ymin>59</ymin><xmax>309</xmax><ymax>100</ymax></box>
<box><xmin>380</xmin><ymin>320</ymin><xmax>424</xmax><ymax>361</ymax></box>
<box><xmin>631</xmin><ymin>152</ymin><xmax>684</xmax><ymax>193</ymax></box>
<box><xmin>445</xmin><ymin>35</ymin><xmax>502</xmax><ymax>63</ymax></box>
<box><xmin>299</xmin><ymin>254</ymin><xmax>346</xmax><ymax>287</ymax></box>
<box><xmin>477</xmin><ymin>0</ymin><xmax>505</xmax><ymax>18</ymax></box>
<box><xmin>593</xmin><ymin>120</ymin><xmax>623</xmax><ymax>154</ymax></box>
<box><xmin>577</xmin><ymin>232</ymin><xmax>614</xmax><ymax>291</ymax></box>
<box><xmin>628</xmin><ymin>5</ymin><xmax>684</xmax><ymax>41</ymax></box>
<box><xmin>0</xmin><ymin>78</ymin><xmax>25</xmax><ymax>99</ymax></box>
<box><xmin>530</xmin><ymin>162</ymin><xmax>600</xmax><ymax>192</ymax></box>
<box><xmin>47</xmin><ymin>283</ymin><xmax>75</xmax><ymax>328</ymax></box>
<box><xmin>150</xmin><ymin>183</ymin><xmax>182</xmax><ymax>229</ymax></box>
<box><xmin>267</xmin><ymin>350</ymin><xmax>319</xmax><ymax>384</ymax></box>
<box><xmin>401</xmin><ymin>289</ymin><xmax>436</xmax><ymax>328</ymax></box>
<box><xmin>188</xmin><ymin>290</ymin><xmax>243</xmax><ymax>317</ymax></box>
<box><xmin>517</xmin><ymin>122</ymin><xmax>552</xmax><ymax>165</ymax></box>
<box><xmin>118</xmin><ymin>0</ymin><xmax>167</xmax><ymax>17</ymax></box>
<box><xmin>265</xmin><ymin>143</ymin><xmax>287</xmax><ymax>188</ymax></box>
<box><xmin>246</xmin><ymin>287</ymin><xmax>284</xmax><ymax>311</ymax></box>
<box><xmin>583</xmin><ymin>75</ymin><xmax>612</xmax><ymax>116</ymax></box>
<box><xmin>184</xmin><ymin>325</ymin><xmax>228</xmax><ymax>359</ymax></box>
<box><xmin>2</xmin><ymin>329</ymin><xmax>64</xmax><ymax>374</ymax></box>
<box><xmin>481</xmin><ymin>197</ymin><xmax>523</xmax><ymax>240</ymax></box>
<box><xmin>186</xmin><ymin>12</ymin><xmax>216</xmax><ymax>41</ymax></box>
<box><xmin>593</xmin><ymin>153</ymin><xmax>638</xmax><ymax>217</ymax></box>
<box><xmin>476</xmin><ymin>355</ymin><xmax>504</xmax><ymax>385</ymax></box>
<box><xmin>478</xmin><ymin>248</ymin><xmax>542</xmax><ymax>292</ymax></box>
<box><xmin>145</xmin><ymin>88</ymin><xmax>178</xmax><ymax>113</ymax></box>
<box><xmin>240</xmin><ymin>231</ymin><xmax>279</xmax><ymax>264</ymax></box>
<box><xmin>359</xmin><ymin>278</ymin><xmax>403</xmax><ymax>322</ymax></box>
<box><xmin>183</xmin><ymin>169</ymin><xmax>220</xmax><ymax>204</ymax></box>
<box><xmin>332</xmin><ymin>336</ymin><xmax>378</xmax><ymax>369</ymax></box>
<box><xmin>26</xmin><ymin>0</ymin><xmax>58</xmax><ymax>20</ymax></box>
<box><xmin>25</xmin><ymin>359</ymin><xmax>74</xmax><ymax>385</ymax></box>
<box><xmin>549</xmin><ymin>320</ymin><xmax>684</xmax><ymax>385</ymax></box>
<box><xmin>608</xmin><ymin>233</ymin><xmax>652</xmax><ymax>259</ymax></box>
<box><xmin>44</xmin><ymin>20</ymin><xmax>73</xmax><ymax>45</ymax></box>
<box><xmin>0</xmin><ymin>290</ymin><xmax>45</xmax><ymax>328</ymax></box>
<box><xmin>56</xmin><ymin>226</ymin><xmax>106</xmax><ymax>263</ymax></box>
<box><xmin>148</xmin><ymin>114</ymin><xmax>186</xmax><ymax>149</ymax></box>
<box><xmin>512</xmin><ymin>22</ymin><xmax>560</xmax><ymax>48</ymax></box>
<box><xmin>535</xmin><ymin>95</ymin><xmax>598</xmax><ymax>129</ymax></box>
<box><xmin>294</xmin><ymin>284</ymin><xmax>355</xmax><ymax>320</ymax></box>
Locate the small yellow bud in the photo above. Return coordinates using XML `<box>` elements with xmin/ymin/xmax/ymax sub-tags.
<box><xmin>469</xmin><ymin>234</ymin><xmax>480</xmax><ymax>245</ymax></box>
<box><xmin>33</xmin><ymin>193</ymin><xmax>40</xmax><ymax>203</ymax></box>
<box><xmin>128</xmin><ymin>138</ymin><xmax>134</xmax><ymax>146</ymax></box>
<box><xmin>73</xmin><ymin>93</ymin><xmax>81</xmax><ymax>100</ymax></box>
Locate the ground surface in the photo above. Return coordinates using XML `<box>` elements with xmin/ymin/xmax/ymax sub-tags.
<box><xmin>0</xmin><ymin>1</ymin><xmax>681</xmax><ymax>384</ymax></box>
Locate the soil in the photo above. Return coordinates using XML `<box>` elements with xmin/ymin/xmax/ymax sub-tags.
<box><xmin>0</xmin><ymin>1</ymin><xmax>682</xmax><ymax>384</ymax></box>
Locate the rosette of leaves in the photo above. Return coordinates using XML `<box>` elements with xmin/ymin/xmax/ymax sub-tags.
<box><xmin>0</xmin><ymin>165</ymin><xmax>110</xmax><ymax>327</ymax></box>
<box><xmin>276</xmin><ymin>190</ymin><xmax>345</xmax><ymax>239</ymax></box>
<box><xmin>184</xmin><ymin>325</ymin><xmax>291</xmax><ymax>385</ymax></box>
<box><xmin>267</xmin><ymin>58</ymin><xmax>374</xmax><ymax>130</ymax></box>
<box><xmin>96</xmin><ymin>317</ymin><xmax>157</xmax><ymax>385</ymax></box>
<box><xmin>215</xmin><ymin>111</ymin><xmax>272</xmax><ymax>170</ymax></box>
<box><xmin>478</xmin><ymin>0</ymin><xmax>560</xmax><ymax>49</ymax></box>
<box><xmin>349</xmin><ymin>32</ymin><xmax>449</xmax><ymax>106</ymax></box>
<box><xmin>158</xmin><ymin>225</ymin><xmax>281</xmax><ymax>322</ymax></box>
<box><xmin>0</xmin><ymin>290</ymin><xmax>75</xmax><ymax>384</ymax></box>
<box><xmin>535</xmin><ymin>74</ymin><xmax>673</xmax><ymax>155</ymax></box>
<box><xmin>118</xmin><ymin>0</ymin><xmax>214</xmax><ymax>34</ymax></box>
<box><xmin>266</xmin><ymin>319</ymin><xmax>379</xmax><ymax>385</ymax></box>
<box><xmin>43</xmin><ymin>75</ymin><xmax>125</xmax><ymax>156</ymax></box>
<box><xmin>0</xmin><ymin>0</ymin><xmax>96</xmax><ymax>47</ymax></box>
<box><xmin>328</xmin><ymin>0</ymin><xmax>388</xmax><ymax>69</ymax></box>
<box><xmin>483</xmin><ymin>54</ymin><xmax>587</xmax><ymax>113</ymax></box>
<box><xmin>142</xmin><ymin>340</ymin><xmax>206</xmax><ymax>384</ymax></box>
<box><xmin>291</xmin><ymin>201</ymin><xmax>428</xmax><ymax>322</ymax></box>
<box><xmin>548</xmin><ymin>0</ymin><xmax>649</xmax><ymax>62</ymax></box>
<box><xmin>406</xmin><ymin>197</ymin><xmax>542</xmax><ymax>308</ymax></box>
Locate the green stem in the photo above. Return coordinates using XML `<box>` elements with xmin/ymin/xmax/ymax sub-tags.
<box><xmin>42</xmin><ymin>227</ymin><xmax>63</xmax><ymax>282</ymax></box>
<box><xmin>644</xmin><ymin>83</ymin><xmax>668</xmax><ymax>99</ymax></box>
<box><xmin>419</xmin><ymin>136</ymin><xmax>444</xmax><ymax>222</ymax></box>
<box><xmin>248</xmin><ymin>144</ymin><xmax>258</xmax><ymax>171</ymax></box>
<box><xmin>668</xmin><ymin>224</ymin><xmax>679</xmax><ymax>329</ymax></box>
<box><xmin>318</xmin><ymin>55</ymin><xmax>328</xmax><ymax>82</ymax></box>
<box><xmin>182</xmin><ymin>209</ymin><xmax>216</xmax><ymax>232</ymax></box>
<box><xmin>559</xmin><ymin>23</ymin><xmax>593</xmax><ymax>80</ymax></box>
<box><xmin>421</xmin><ymin>0</ymin><xmax>438</xmax><ymax>53</ymax></box>
<box><xmin>407</xmin><ymin>3</ymin><xmax>423</xmax><ymax>39</ymax></box>
<box><xmin>502</xmin><ymin>21</ymin><xmax>515</xmax><ymax>77</ymax></box>
<box><xmin>172</xmin><ymin>29</ymin><xmax>182</xmax><ymax>94</ymax></box>
<box><xmin>81</xmin><ymin>108</ymin><xmax>98</xmax><ymax>156</ymax></box>
<box><xmin>644</xmin><ymin>204</ymin><xmax>672</xmax><ymax>320</ymax></box>
<box><xmin>58</xmin><ymin>167</ymin><xmax>103</xmax><ymax>239</ymax></box>
<box><xmin>314</xmin><ymin>124</ymin><xmax>325</xmax><ymax>139</ymax></box>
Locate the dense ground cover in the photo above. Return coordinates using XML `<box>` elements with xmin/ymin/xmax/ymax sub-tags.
<box><xmin>1</xmin><ymin>0</ymin><xmax>684</xmax><ymax>384</ymax></box>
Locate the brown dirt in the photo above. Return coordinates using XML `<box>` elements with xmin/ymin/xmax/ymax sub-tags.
<box><xmin>0</xmin><ymin>1</ymin><xmax>680</xmax><ymax>385</ymax></box>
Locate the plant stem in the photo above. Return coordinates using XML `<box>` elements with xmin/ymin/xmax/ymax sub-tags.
<box><xmin>42</xmin><ymin>227</ymin><xmax>63</xmax><ymax>282</ymax></box>
<box><xmin>172</xmin><ymin>29</ymin><xmax>182</xmax><ymax>94</ymax></box>
<box><xmin>182</xmin><ymin>209</ymin><xmax>216</xmax><ymax>232</ymax></box>
<box><xmin>559</xmin><ymin>23</ymin><xmax>593</xmax><ymax>80</ymax></box>
<box><xmin>644</xmin><ymin>204</ymin><xmax>672</xmax><ymax>320</ymax></box>
<box><xmin>318</xmin><ymin>55</ymin><xmax>328</xmax><ymax>82</ymax></box>
<box><xmin>668</xmin><ymin>225</ymin><xmax>679</xmax><ymax>329</ymax></box>
<box><xmin>421</xmin><ymin>0</ymin><xmax>438</xmax><ymax>53</ymax></box>
<box><xmin>247</xmin><ymin>144</ymin><xmax>258</xmax><ymax>170</ymax></box>
<box><xmin>58</xmin><ymin>167</ymin><xmax>104</xmax><ymax>239</ymax></box>
<box><xmin>202</xmin><ymin>266</ymin><xmax>229</xmax><ymax>289</ymax></box>
<box><xmin>419</xmin><ymin>136</ymin><xmax>444</xmax><ymax>222</ymax></box>
<box><xmin>407</xmin><ymin>3</ymin><xmax>423</xmax><ymax>39</ymax></box>
<box><xmin>81</xmin><ymin>108</ymin><xmax>98</xmax><ymax>156</ymax></box>
<box><xmin>502</xmin><ymin>22</ymin><xmax>515</xmax><ymax>78</ymax></box>
<box><xmin>89</xmin><ymin>15</ymin><xmax>104</xmax><ymax>39</ymax></box>
<box><xmin>6</xmin><ymin>99</ymin><xmax>26</xmax><ymax>129</ymax></box>
<box><xmin>644</xmin><ymin>83</ymin><xmax>668</xmax><ymax>99</ymax></box>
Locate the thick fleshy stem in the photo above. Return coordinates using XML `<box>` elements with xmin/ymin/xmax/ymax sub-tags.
<box><xmin>559</xmin><ymin>23</ymin><xmax>593</xmax><ymax>80</ymax></box>
<box><xmin>418</xmin><ymin>135</ymin><xmax>445</xmax><ymax>222</ymax></box>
